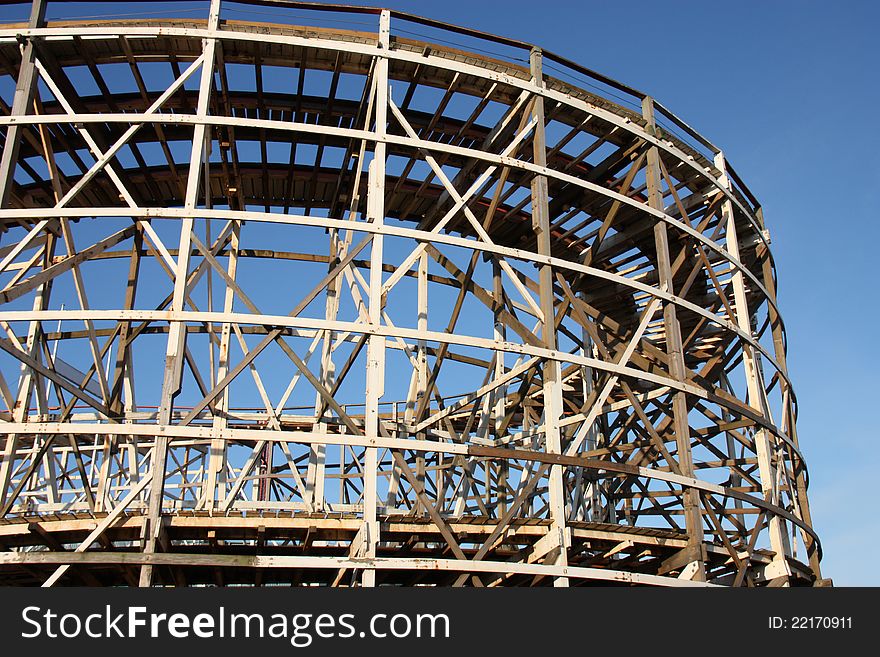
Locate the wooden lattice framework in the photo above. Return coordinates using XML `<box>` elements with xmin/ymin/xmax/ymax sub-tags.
<box><xmin>0</xmin><ymin>0</ymin><xmax>822</xmax><ymax>586</ymax></box>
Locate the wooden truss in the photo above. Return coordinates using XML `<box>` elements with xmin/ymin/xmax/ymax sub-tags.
<box><xmin>0</xmin><ymin>0</ymin><xmax>822</xmax><ymax>587</ymax></box>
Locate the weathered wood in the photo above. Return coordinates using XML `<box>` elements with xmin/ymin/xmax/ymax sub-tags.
<box><xmin>0</xmin><ymin>0</ymin><xmax>820</xmax><ymax>588</ymax></box>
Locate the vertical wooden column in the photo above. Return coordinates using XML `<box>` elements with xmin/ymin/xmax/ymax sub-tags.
<box><xmin>0</xmin><ymin>0</ymin><xmax>45</xmax><ymax>209</ymax></box>
<box><xmin>715</xmin><ymin>152</ymin><xmax>792</xmax><ymax>581</ymax></box>
<box><xmin>492</xmin><ymin>260</ymin><xmax>508</xmax><ymax>513</ymax></box>
<box><xmin>755</xmin><ymin>206</ymin><xmax>821</xmax><ymax>578</ymax></box>
<box><xmin>0</xmin><ymin>0</ymin><xmax>49</xmax><ymax>510</ymax></box>
<box><xmin>307</xmin><ymin>228</ymin><xmax>342</xmax><ymax>511</ymax></box>
<box><xmin>530</xmin><ymin>48</ymin><xmax>569</xmax><ymax>587</ymax></box>
<box><xmin>100</xmin><ymin>227</ymin><xmax>143</xmax><ymax>512</ymax></box>
<box><xmin>206</xmin><ymin>222</ymin><xmax>239</xmax><ymax>510</ymax></box>
<box><xmin>140</xmin><ymin>0</ymin><xmax>221</xmax><ymax>586</ymax></box>
<box><xmin>415</xmin><ymin>250</ymin><xmax>428</xmax><ymax>499</ymax></box>
<box><xmin>0</xmin><ymin>237</ymin><xmax>55</xmax><ymax>509</ymax></box>
<box><xmin>361</xmin><ymin>9</ymin><xmax>390</xmax><ymax>587</ymax></box>
<box><xmin>642</xmin><ymin>96</ymin><xmax>705</xmax><ymax>581</ymax></box>
<box><xmin>578</xmin><ymin>321</ymin><xmax>601</xmax><ymax>521</ymax></box>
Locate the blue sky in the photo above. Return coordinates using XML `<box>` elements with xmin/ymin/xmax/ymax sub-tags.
<box><xmin>1</xmin><ymin>0</ymin><xmax>877</xmax><ymax>584</ymax></box>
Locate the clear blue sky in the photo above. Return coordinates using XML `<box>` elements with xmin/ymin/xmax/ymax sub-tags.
<box><xmin>1</xmin><ymin>0</ymin><xmax>877</xmax><ymax>585</ymax></box>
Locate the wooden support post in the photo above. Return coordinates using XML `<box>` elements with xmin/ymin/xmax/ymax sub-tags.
<box><xmin>715</xmin><ymin>152</ymin><xmax>791</xmax><ymax>579</ymax></box>
<box><xmin>414</xmin><ymin>250</ymin><xmax>428</xmax><ymax>503</ymax></box>
<box><xmin>360</xmin><ymin>9</ymin><xmax>390</xmax><ymax>587</ymax></box>
<box><xmin>492</xmin><ymin>259</ymin><xmax>508</xmax><ymax>513</ymax></box>
<box><xmin>0</xmin><ymin>0</ymin><xmax>48</xmax><ymax>511</ymax></box>
<box><xmin>755</xmin><ymin>206</ymin><xmax>821</xmax><ymax>579</ymax></box>
<box><xmin>642</xmin><ymin>96</ymin><xmax>705</xmax><ymax>582</ymax></box>
<box><xmin>205</xmin><ymin>221</ymin><xmax>239</xmax><ymax>510</ymax></box>
<box><xmin>530</xmin><ymin>48</ymin><xmax>569</xmax><ymax>587</ymax></box>
<box><xmin>307</xmin><ymin>227</ymin><xmax>341</xmax><ymax>511</ymax></box>
<box><xmin>578</xmin><ymin>323</ymin><xmax>602</xmax><ymax>521</ymax></box>
<box><xmin>0</xmin><ymin>236</ymin><xmax>56</xmax><ymax>512</ymax></box>
<box><xmin>0</xmin><ymin>0</ymin><xmax>45</xmax><ymax>210</ymax></box>
<box><xmin>139</xmin><ymin>0</ymin><xmax>221</xmax><ymax>587</ymax></box>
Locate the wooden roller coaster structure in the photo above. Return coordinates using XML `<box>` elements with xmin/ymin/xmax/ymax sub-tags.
<box><xmin>0</xmin><ymin>0</ymin><xmax>823</xmax><ymax>586</ymax></box>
